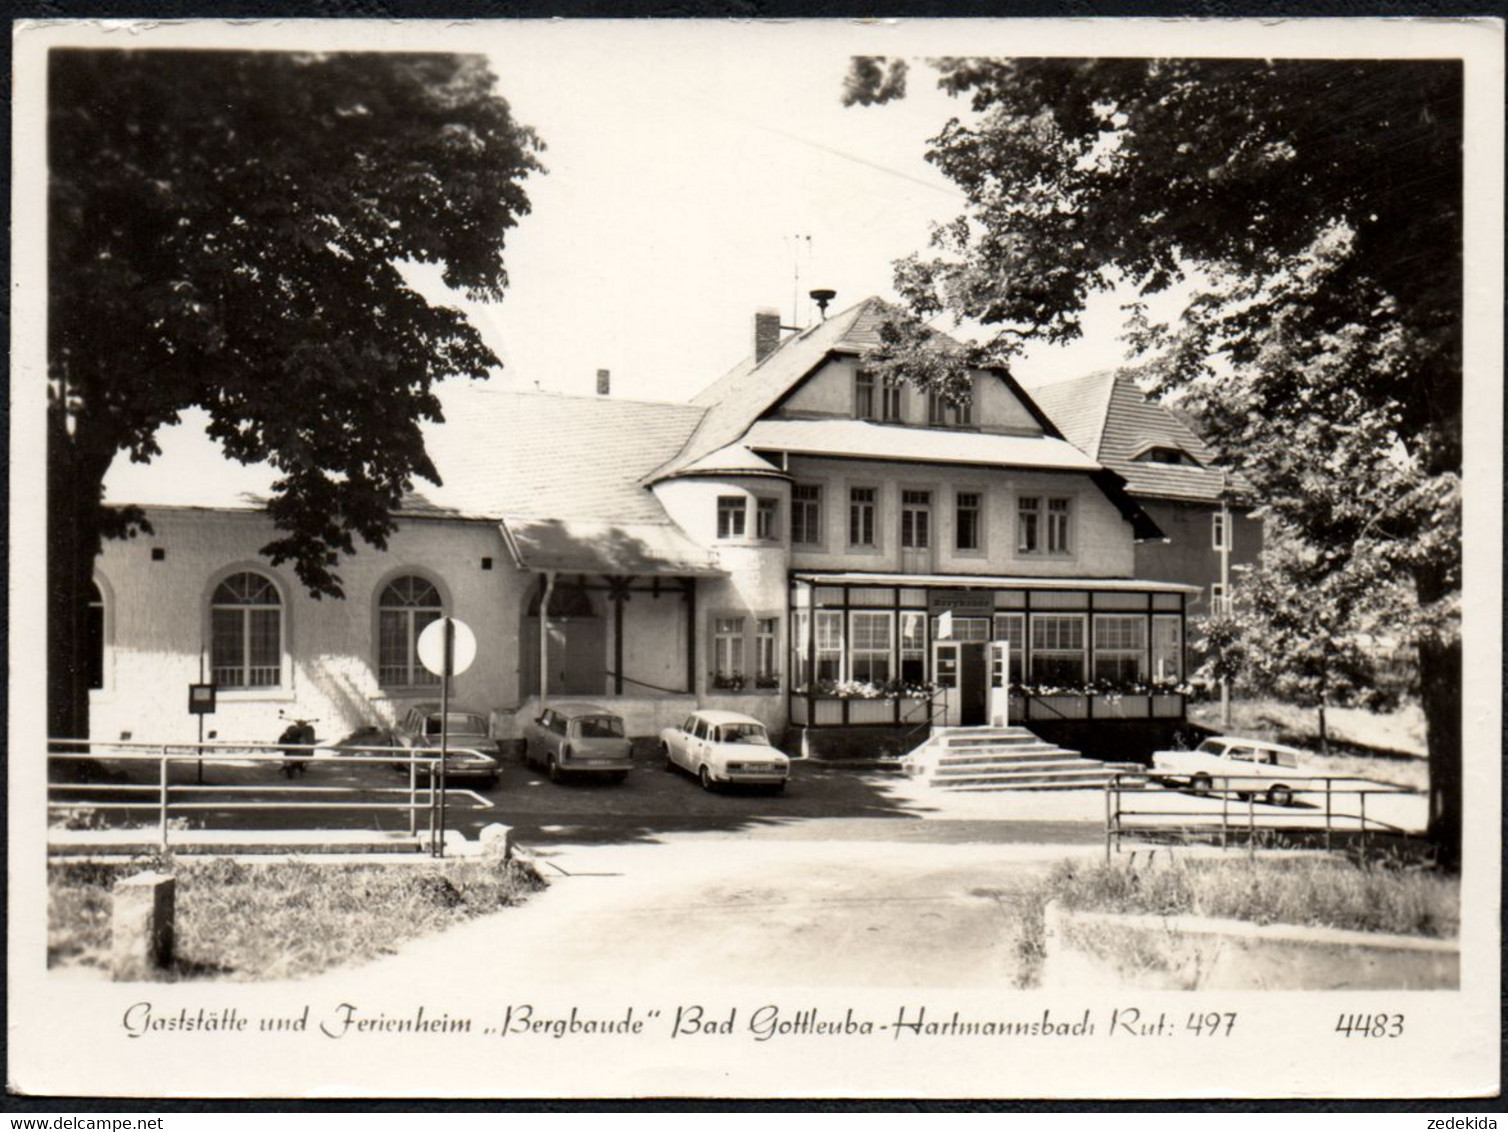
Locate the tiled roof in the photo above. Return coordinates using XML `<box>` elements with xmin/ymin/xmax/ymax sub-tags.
<box><xmin>742</xmin><ymin>418</ymin><xmax>1100</xmax><ymax>472</ymax></box>
<box><xmin>500</xmin><ymin>517</ymin><xmax>725</xmax><ymax>577</ymax></box>
<box><xmin>104</xmin><ymin>386</ymin><xmax>705</xmax><ymax>525</ymax></box>
<box><xmin>1028</xmin><ymin>371</ymin><xmax>1253</xmax><ymax>504</ymax></box>
<box><xmin>674</xmin><ymin>443</ymin><xmax>787</xmax><ymax>478</ymax></box>
<box><xmin>651</xmin><ymin>297</ymin><xmax>900</xmax><ymax>482</ymax></box>
<box><xmin>1022</xmin><ymin>371</ymin><xmax>1116</xmax><ymax>460</ymax></box>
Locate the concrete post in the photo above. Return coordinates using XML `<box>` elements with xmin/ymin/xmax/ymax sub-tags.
<box><xmin>112</xmin><ymin>871</ymin><xmax>175</xmax><ymax>981</ymax></box>
<box><xmin>479</xmin><ymin>822</ymin><xmax>514</xmax><ymax>861</ymax></box>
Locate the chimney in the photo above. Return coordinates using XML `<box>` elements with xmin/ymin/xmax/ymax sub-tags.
<box><xmin>596</xmin><ymin>368</ymin><xmax>610</xmax><ymax>396</ymax></box>
<box><xmin>753</xmin><ymin>308</ymin><xmax>782</xmax><ymax>364</ymax></box>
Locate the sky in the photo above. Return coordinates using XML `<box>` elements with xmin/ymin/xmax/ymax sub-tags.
<box><xmin>400</xmin><ymin>22</ymin><xmax>1145</xmax><ymax>405</ymax></box>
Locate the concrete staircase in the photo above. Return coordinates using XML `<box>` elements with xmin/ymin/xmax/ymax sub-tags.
<box><xmin>900</xmin><ymin>725</ymin><xmax>1146</xmax><ymax>792</ymax></box>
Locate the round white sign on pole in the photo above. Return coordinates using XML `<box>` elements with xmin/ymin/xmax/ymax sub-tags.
<box><xmin>418</xmin><ymin>617</ymin><xmax>477</xmax><ymax>678</ymax></box>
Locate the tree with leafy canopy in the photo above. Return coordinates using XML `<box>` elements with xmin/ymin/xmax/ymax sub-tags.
<box><xmin>48</xmin><ymin>49</ymin><xmax>544</xmax><ymax>741</ymax></box>
<box><xmin>845</xmin><ymin>57</ymin><xmax>1462</xmax><ymax>864</ymax></box>
<box><xmin>1197</xmin><ymin>524</ymin><xmax>1399</xmax><ymax>754</ymax></box>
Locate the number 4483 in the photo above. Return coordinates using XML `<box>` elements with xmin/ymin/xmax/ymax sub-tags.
<box><xmin>1335</xmin><ymin>1013</ymin><xmax>1404</xmax><ymax>1037</ymax></box>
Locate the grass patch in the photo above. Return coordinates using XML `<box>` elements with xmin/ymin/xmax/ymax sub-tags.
<box><xmin>49</xmin><ymin>853</ymin><xmax>546</xmax><ymax>981</ymax></box>
<box><xmin>1015</xmin><ymin>855</ymin><xmax>1458</xmax><ymax>987</ymax></box>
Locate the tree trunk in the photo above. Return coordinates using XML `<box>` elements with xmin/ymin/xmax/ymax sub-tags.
<box><xmin>1317</xmin><ymin>699</ymin><xmax>1328</xmax><ymax>754</ymax></box>
<box><xmin>1414</xmin><ymin>563</ymin><xmax>1462</xmax><ymax>871</ymax></box>
<box><xmin>47</xmin><ymin>404</ymin><xmax>112</xmax><ymax>748</ymax></box>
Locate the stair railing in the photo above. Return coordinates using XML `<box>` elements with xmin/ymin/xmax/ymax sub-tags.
<box><xmin>899</xmin><ymin>690</ymin><xmax>948</xmax><ymax>752</ymax></box>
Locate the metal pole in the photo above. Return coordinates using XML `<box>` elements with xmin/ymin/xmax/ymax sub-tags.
<box><xmin>159</xmin><ymin>746</ymin><xmax>170</xmax><ymax>851</ymax></box>
<box><xmin>408</xmin><ymin>746</ymin><xmax>418</xmax><ymax>839</ymax></box>
<box><xmin>1221</xmin><ymin>780</ymin><xmax>1229</xmax><ymax>851</ymax></box>
<box><xmin>539</xmin><ymin>572</ymin><xmax>555</xmax><ymax>712</ymax></box>
<box><xmin>1218</xmin><ymin>478</ymin><xmax>1233</xmax><ymax>730</ymax></box>
<box><xmin>1247</xmin><ymin>786</ymin><xmax>1255</xmax><ymax>862</ymax></box>
<box><xmin>197</xmin><ymin>714</ymin><xmax>205</xmax><ymax>786</ymax></box>
<box><xmin>1105</xmin><ymin>775</ymin><xmax>1114</xmax><ymax>862</ymax></box>
<box><xmin>1324</xmin><ymin>778</ymin><xmax>1333</xmax><ymax>852</ymax></box>
<box><xmin>437</xmin><ymin>616</ymin><xmax>452</xmax><ymax>859</ymax></box>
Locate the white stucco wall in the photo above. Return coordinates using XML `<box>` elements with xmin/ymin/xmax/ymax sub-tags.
<box><xmin>652</xmin><ymin>475</ymin><xmax>792</xmax><ymax>731</ymax></box>
<box><xmin>776</xmin><ymin>356</ymin><xmax>1042</xmax><ymax>434</ymax></box>
<box><xmin>784</xmin><ymin>457</ymin><xmax>1135</xmax><ymax>579</ymax></box>
<box><xmin>90</xmin><ymin>508</ymin><xmax>523</xmax><ymax>745</ymax></box>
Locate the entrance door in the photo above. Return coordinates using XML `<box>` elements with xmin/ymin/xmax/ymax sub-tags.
<box><xmin>932</xmin><ymin>639</ymin><xmax>987</xmax><ymax>726</ymax></box>
<box><xmin>988</xmin><ymin>641</ymin><xmax>1011</xmax><ymax>727</ymax></box>
<box><xmin>549</xmin><ymin>619</ymin><xmax>604</xmax><ymax>695</ymax></box>
<box><xmin>900</xmin><ymin>490</ymin><xmax>933</xmax><ymax>573</ymax></box>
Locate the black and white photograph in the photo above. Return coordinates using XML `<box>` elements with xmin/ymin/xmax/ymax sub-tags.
<box><xmin>8</xmin><ymin>16</ymin><xmax>1501</xmax><ymax>1100</ymax></box>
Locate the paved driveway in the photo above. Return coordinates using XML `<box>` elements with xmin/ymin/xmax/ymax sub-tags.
<box><xmin>300</xmin><ymin>838</ymin><xmax>1102</xmax><ymax>992</ymax></box>
<box><xmin>56</xmin><ymin>747</ymin><xmax>1109</xmax><ymax>848</ymax></box>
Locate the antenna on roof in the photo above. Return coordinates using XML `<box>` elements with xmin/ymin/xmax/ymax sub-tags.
<box><xmin>785</xmin><ymin>233</ymin><xmax>812</xmax><ymax>326</ymax></box>
<box><xmin>809</xmin><ymin>289</ymin><xmax>836</xmax><ymax>320</ymax></box>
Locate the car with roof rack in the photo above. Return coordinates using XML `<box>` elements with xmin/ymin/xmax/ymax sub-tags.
<box><xmin>522</xmin><ymin>703</ymin><xmax>633</xmax><ymax>783</ymax></box>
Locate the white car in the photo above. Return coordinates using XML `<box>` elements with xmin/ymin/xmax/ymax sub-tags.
<box><xmin>659</xmin><ymin>710</ymin><xmax>790</xmax><ymax>793</ymax></box>
<box><xmin>1151</xmin><ymin>735</ymin><xmax>1313</xmax><ymax>806</ymax></box>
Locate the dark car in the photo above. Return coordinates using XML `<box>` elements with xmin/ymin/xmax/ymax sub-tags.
<box><xmin>390</xmin><ymin>704</ymin><xmax>502</xmax><ymax>786</ymax></box>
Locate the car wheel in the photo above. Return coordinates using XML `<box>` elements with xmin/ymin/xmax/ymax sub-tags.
<box><xmin>662</xmin><ymin>744</ymin><xmax>676</xmax><ymax>772</ymax></box>
<box><xmin>1190</xmin><ymin>773</ymin><xmax>1213</xmax><ymax>796</ymax></box>
<box><xmin>768</xmin><ymin>781</ymin><xmax>786</xmax><ymax>795</ymax></box>
<box><xmin>1266</xmin><ymin>784</ymin><xmax>1294</xmax><ymax>807</ymax></box>
<box><xmin>548</xmin><ymin>754</ymin><xmax>562</xmax><ymax>783</ymax></box>
<box><xmin>699</xmin><ymin>765</ymin><xmax>716</xmax><ymax>792</ymax></box>
<box><xmin>609</xmin><ymin>771</ymin><xmax>628</xmax><ymax>785</ymax></box>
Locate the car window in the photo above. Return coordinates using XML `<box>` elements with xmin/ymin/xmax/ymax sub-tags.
<box><xmin>1196</xmin><ymin>739</ymin><xmax>1226</xmax><ymax>755</ymax></box>
<box><xmin>1252</xmin><ymin>749</ymin><xmax>1276</xmax><ymax>765</ymax></box>
<box><xmin>681</xmin><ymin>716</ymin><xmax>697</xmax><ymax>734</ymax></box>
<box><xmin>550</xmin><ymin>714</ymin><xmax>568</xmax><ymax>736</ymax></box>
<box><xmin>692</xmin><ymin>719</ymin><xmax>708</xmax><ymax>741</ymax></box>
<box><xmin>574</xmin><ymin>716</ymin><xmax>624</xmax><ymax>739</ymax></box>
<box><xmin>718</xmin><ymin>723</ymin><xmax>768</xmax><ymax>745</ymax></box>
<box><xmin>1226</xmin><ymin>746</ymin><xmax>1256</xmax><ymax>762</ymax></box>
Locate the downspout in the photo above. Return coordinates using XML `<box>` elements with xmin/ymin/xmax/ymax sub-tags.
<box><xmin>1219</xmin><ymin>471</ymin><xmax>1233</xmax><ymax>729</ymax></box>
<box><xmin>539</xmin><ymin>570</ymin><xmax>556</xmax><ymax>712</ymax></box>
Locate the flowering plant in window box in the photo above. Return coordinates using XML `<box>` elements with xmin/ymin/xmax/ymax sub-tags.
<box><xmin>711</xmin><ymin>673</ymin><xmax>746</xmax><ymax>691</ymax></box>
<box><xmin>754</xmin><ymin>674</ymin><xmax>782</xmax><ymax>690</ymax></box>
<box><xmin>1009</xmin><ymin>679</ymin><xmax>1194</xmax><ymax>700</ymax></box>
<box><xmin>802</xmin><ymin>679</ymin><xmax>938</xmax><ymax>700</ymax></box>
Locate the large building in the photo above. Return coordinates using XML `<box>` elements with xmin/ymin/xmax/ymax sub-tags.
<box><xmin>1027</xmin><ymin>370</ymin><xmax>1263</xmax><ymax>618</ymax></box>
<box><xmin>89</xmin><ymin>298</ymin><xmax>1203</xmax><ymax>755</ymax></box>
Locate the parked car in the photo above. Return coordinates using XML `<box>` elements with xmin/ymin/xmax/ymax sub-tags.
<box><xmin>1151</xmin><ymin>735</ymin><xmax>1313</xmax><ymax>806</ymax></box>
<box><xmin>521</xmin><ymin>703</ymin><xmax>633</xmax><ymax>783</ymax></box>
<box><xmin>390</xmin><ymin>704</ymin><xmax>501</xmax><ymax>786</ymax></box>
<box><xmin>659</xmin><ymin>710</ymin><xmax>789</xmax><ymax>793</ymax></box>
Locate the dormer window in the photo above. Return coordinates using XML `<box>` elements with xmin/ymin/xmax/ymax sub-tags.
<box><xmin>928</xmin><ymin>388</ymin><xmax>972</xmax><ymax>427</ymax></box>
<box><xmin>854</xmin><ymin>371</ymin><xmax>877</xmax><ymax>420</ymax></box>
<box><xmin>881</xmin><ymin>378</ymin><xmax>904</xmax><ymax>422</ymax></box>
<box><xmin>1135</xmin><ymin>445</ymin><xmax>1200</xmax><ymax>467</ymax></box>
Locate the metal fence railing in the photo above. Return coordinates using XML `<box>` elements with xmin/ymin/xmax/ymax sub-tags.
<box><xmin>47</xmin><ymin>738</ymin><xmax>492</xmax><ymax>857</ymax></box>
<box><xmin>1104</xmin><ymin>771</ymin><xmax>1424</xmax><ymax>862</ymax></box>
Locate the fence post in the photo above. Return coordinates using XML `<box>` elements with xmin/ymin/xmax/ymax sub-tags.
<box><xmin>1104</xmin><ymin>775</ymin><xmax>1114</xmax><ymax>862</ymax></box>
<box><xmin>1247</xmin><ymin>786</ymin><xmax>1255</xmax><ymax>862</ymax></box>
<box><xmin>1324</xmin><ymin>778</ymin><xmax>1333</xmax><ymax>852</ymax></box>
<box><xmin>158</xmin><ymin>747</ymin><xmax>170</xmax><ymax>851</ymax></box>
<box><xmin>1221</xmin><ymin>782</ymin><xmax>1229</xmax><ymax>851</ymax></box>
<box><xmin>408</xmin><ymin>750</ymin><xmax>417</xmax><ymax>838</ymax></box>
<box><xmin>1359</xmin><ymin>789</ymin><xmax>1368</xmax><ymax>854</ymax></box>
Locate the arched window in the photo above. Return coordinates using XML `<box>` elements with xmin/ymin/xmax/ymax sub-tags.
<box><xmin>86</xmin><ymin>580</ymin><xmax>105</xmax><ymax>690</ymax></box>
<box><xmin>211</xmin><ymin>572</ymin><xmax>283</xmax><ymax>689</ymax></box>
<box><xmin>378</xmin><ymin>575</ymin><xmax>443</xmax><ymax>686</ymax></box>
